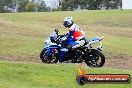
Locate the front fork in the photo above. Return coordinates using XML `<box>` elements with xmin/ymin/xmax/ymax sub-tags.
<box><xmin>45</xmin><ymin>47</ymin><xmax>59</xmax><ymax>62</ymax></box>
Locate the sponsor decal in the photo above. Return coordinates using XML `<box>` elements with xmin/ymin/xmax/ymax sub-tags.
<box><xmin>76</xmin><ymin>65</ymin><xmax>131</xmax><ymax>85</ymax></box>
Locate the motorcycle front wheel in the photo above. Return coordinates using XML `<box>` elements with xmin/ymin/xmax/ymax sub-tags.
<box><xmin>40</xmin><ymin>48</ymin><xmax>58</xmax><ymax>63</ymax></box>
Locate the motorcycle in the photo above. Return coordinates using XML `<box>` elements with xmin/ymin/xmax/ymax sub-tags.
<box><xmin>40</xmin><ymin>30</ymin><xmax>105</xmax><ymax>67</ymax></box>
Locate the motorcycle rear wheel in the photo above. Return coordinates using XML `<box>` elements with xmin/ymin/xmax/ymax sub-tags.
<box><xmin>85</xmin><ymin>50</ymin><xmax>105</xmax><ymax>67</ymax></box>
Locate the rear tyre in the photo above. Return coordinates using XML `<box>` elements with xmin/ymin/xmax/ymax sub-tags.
<box><xmin>85</xmin><ymin>50</ymin><xmax>105</xmax><ymax>67</ymax></box>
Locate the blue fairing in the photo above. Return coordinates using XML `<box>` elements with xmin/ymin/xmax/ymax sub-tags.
<box><xmin>46</xmin><ymin>36</ymin><xmax>77</xmax><ymax>62</ymax></box>
<box><xmin>64</xmin><ymin>37</ymin><xmax>77</xmax><ymax>47</ymax></box>
<box><xmin>46</xmin><ymin>45</ymin><xmax>59</xmax><ymax>49</ymax></box>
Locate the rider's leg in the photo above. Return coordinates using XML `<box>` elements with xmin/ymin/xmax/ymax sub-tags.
<box><xmin>72</xmin><ymin>40</ymin><xmax>85</xmax><ymax>49</ymax></box>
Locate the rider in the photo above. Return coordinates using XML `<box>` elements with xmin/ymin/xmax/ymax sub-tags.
<box><xmin>63</xmin><ymin>16</ymin><xmax>86</xmax><ymax>49</ymax></box>
<box><xmin>59</xmin><ymin>16</ymin><xmax>86</xmax><ymax>63</ymax></box>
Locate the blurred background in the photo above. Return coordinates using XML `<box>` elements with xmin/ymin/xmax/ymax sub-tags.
<box><xmin>0</xmin><ymin>0</ymin><xmax>132</xmax><ymax>13</ymax></box>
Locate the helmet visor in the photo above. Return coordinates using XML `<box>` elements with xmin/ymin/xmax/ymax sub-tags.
<box><xmin>63</xmin><ymin>21</ymin><xmax>68</xmax><ymax>27</ymax></box>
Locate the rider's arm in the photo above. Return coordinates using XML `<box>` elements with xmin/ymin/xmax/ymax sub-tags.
<box><xmin>64</xmin><ymin>32</ymin><xmax>69</xmax><ymax>36</ymax></box>
<box><xmin>50</xmin><ymin>37</ymin><xmax>56</xmax><ymax>43</ymax></box>
<box><xmin>67</xmin><ymin>30</ymin><xmax>74</xmax><ymax>39</ymax></box>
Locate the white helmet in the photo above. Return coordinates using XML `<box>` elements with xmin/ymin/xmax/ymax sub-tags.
<box><xmin>63</xmin><ymin>16</ymin><xmax>73</xmax><ymax>28</ymax></box>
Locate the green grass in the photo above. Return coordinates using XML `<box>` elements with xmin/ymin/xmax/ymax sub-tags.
<box><xmin>0</xmin><ymin>61</ymin><xmax>132</xmax><ymax>88</ymax></box>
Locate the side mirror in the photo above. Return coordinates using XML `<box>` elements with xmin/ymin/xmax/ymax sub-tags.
<box><xmin>54</xmin><ymin>28</ymin><xmax>59</xmax><ymax>33</ymax></box>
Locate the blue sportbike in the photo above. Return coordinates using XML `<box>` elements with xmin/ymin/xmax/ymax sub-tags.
<box><xmin>40</xmin><ymin>30</ymin><xmax>105</xmax><ymax>67</ymax></box>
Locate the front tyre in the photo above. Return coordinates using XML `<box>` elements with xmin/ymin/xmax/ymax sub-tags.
<box><xmin>40</xmin><ymin>48</ymin><xmax>58</xmax><ymax>63</ymax></box>
<box><xmin>40</xmin><ymin>48</ymin><xmax>48</xmax><ymax>63</ymax></box>
<box><xmin>85</xmin><ymin>50</ymin><xmax>105</xmax><ymax>67</ymax></box>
